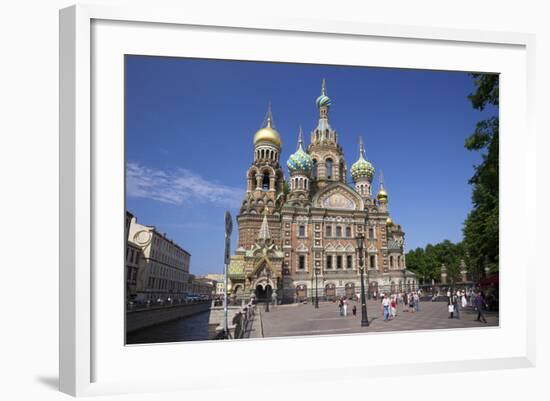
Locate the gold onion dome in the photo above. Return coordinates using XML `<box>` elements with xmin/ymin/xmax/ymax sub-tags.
<box><xmin>377</xmin><ymin>187</ymin><xmax>388</xmax><ymax>202</ymax></box>
<box><xmin>287</xmin><ymin>127</ymin><xmax>313</xmax><ymax>173</ymax></box>
<box><xmin>377</xmin><ymin>171</ymin><xmax>388</xmax><ymax>203</ymax></box>
<box><xmin>254</xmin><ymin>106</ymin><xmax>281</xmax><ymax>147</ymax></box>
<box><xmin>386</xmin><ymin>216</ymin><xmax>393</xmax><ymax>226</ymax></box>
<box><xmin>350</xmin><ymin>137</ymin><xmax>375</xmax><ymax>182</ymax></box>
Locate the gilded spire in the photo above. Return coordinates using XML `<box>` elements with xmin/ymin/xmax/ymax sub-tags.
<box><xmin>266</xmin><ymin>102</ymin><xmax>273</xmax><ymax>128</ymax></box>
<box><xmin>258</xmin><ymin>207</ymin><xmax>271</xmax><ymax>241</ymax></box>
<box><xmin>321</xmin><ymin>78</ymin><xmax>326</xmax><ymax>96</ymax></box>
<box><xmin>377</xmin><ymin>170</ymin><xmax>388</xmax><ymax>203</ymax></box>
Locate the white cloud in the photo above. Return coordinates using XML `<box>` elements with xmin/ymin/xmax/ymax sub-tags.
<box><xmin>126</xmin><ymin>162</ymin><xmax>242</xmax><ymax>207</ymax></box>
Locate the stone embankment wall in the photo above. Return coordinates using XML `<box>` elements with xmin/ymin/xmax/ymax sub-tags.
<box><xmin>126</xmin><ymin>301</ymin><xmax>210</xmax><ymax>333</ymax></box>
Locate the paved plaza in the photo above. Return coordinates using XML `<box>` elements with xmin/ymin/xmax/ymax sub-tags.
<box><xmin>247</xmin><ymin>299</ymin><xmax>498</xmax><ymax>339</ymax></box>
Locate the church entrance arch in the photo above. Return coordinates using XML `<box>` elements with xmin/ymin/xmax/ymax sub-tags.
<box><xmin>369</xmin><ymin>281</ymin><xmax>379</xmax><ymax>298</ymax></box>
<box><xmin>296</xmin><ymin>284</ymin><xmax>307</xmax><ymax>302</ymax></box>
<box><xmin>255</xmin><ymin>284</ymin><xmax>272</xmax><ymax>302</ymax></box>
<box><xmin>345</xmin><ymin>283</ymin><xmax>355</xmax><ymax>299</ymax></box>
<box><xmin>325</xmin><ymin>283</ymin><xmax>336</xmax><ymax>301</ymax></box>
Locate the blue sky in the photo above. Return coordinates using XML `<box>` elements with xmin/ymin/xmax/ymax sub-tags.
<box><xmin>125</xmin><ymin>55</ymin><xmax>497</xmax><ymax>276</ymax></box>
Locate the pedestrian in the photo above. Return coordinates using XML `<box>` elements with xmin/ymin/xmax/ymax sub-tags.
<box><xmin>409</xmin><ymin>292</ymin><xmax>415</xmax><ymax>313</ymax></box>
<box><xmin>414</xmin><ymin>292</ymin><xmax>420</xmax><ymax>312</ymax></box>
<box><xmin>352</xmin><ymin>304</ymin><xmax>357</xmax><ymax>316</ymax></box>
<box><xmin>338</xmin><ymin>298</ymin><xmax>344</xmax><ymax>316</ymax></box>
<box><xmin>448</xmin><ymin>294</ymin><xmax>454</xmax><ymax>319</ymax></box>
<box><xmin>382</xmin><ymin>294</ymin><xmax>390</xmax><ymax>321</ymax></box>
<box><xmin>453</xmin><ymin>290</ymin><xmax>460</xmax><ymax>319</ymax></box>
<box><xmin>473</xmin><ymin>291</ymin><xmax>488</xmax><ymax>323</ymax></box>
<box><xmin>403</xmin><ymin>292</ymin><xmax>408</xmax><ymax>312</ymax></box>
<box><xmin>373</xmin><ymin>291</ymin><xmax>377</xmax><ymax>301</ymax></box>
<box><xmin>390</xmin><ymin>295</ymin><xmax>397</xmax><ymax>318</ymax></box>
<box><xmin>343</xmin><ymin>298</ymin><xmax>348</xmax><ymax>316</ymax></box>
<box><xmin>461</xmin><ymin>290</ymin><xmax>468</xmax><ymax>308</ymax></box>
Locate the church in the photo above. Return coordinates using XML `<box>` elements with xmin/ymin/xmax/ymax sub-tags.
<box><xmin>228</xmin><ymin>80</ymin><xmax>417</xmax><ymax>304</ymax></box>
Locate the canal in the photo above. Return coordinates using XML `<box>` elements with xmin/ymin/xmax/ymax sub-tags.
<box><xmin>126</xmin><ymin>310</ymin><xmax>211</xmax><ymax>345</ymax></box>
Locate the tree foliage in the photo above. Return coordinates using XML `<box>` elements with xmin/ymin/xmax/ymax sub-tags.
<box><xmin>406</xmin><ymin>240</ymin><xmax>468</xmax><ymax>285</ymax></box>
<box><xmin>463</xmin><ymin>73</ymin><xmax>499</xmax><ymax>276</ymax></box>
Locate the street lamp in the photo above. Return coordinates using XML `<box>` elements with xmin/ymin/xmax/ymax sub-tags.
<box><xmin>265</xmin><ymin>269</ymin><xmax>271</xmax><ymax>313</ymax></box>
<box><xmin>314</xmin><ymin>267</ymin><xmax>320</xmax><ymax>309</ymax></box>
<box><xmin>356</xmin><ymin>234</ymin><xmax>369</xmax><ymax>327</ymax></box>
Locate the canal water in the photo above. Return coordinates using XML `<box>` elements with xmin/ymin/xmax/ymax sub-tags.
<box><xmin>126</xmin><ymin>310</ymin><xmax>211</xmax><ymax>345</ymax></box>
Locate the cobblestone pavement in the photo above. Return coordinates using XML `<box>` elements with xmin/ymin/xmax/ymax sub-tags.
<box><xmin>256</xmin><ymin>299</ymin><xmax>498</xmax><ymax>338</ymax></box>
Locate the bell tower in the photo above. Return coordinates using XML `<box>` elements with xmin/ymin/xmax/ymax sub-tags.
<box><xmin>241</xmin><ymin>105</ymin><xmax>285</xmax><ymax>216</ymax></box>
<box><xmin>307</xmin><ymin>79</ymin><xmax>346</xmax><ymax>189</ymax></box>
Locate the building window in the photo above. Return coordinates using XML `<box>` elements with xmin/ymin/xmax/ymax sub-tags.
<box><xmin>326</xmin><ymin>255</ymin><xmax>332</xmax><ymax>269</ymax></box>
<box><xmin>325</xmin><ymin>225</ymin><xmax>332</xmax><ymax>237</ymax></box>
<box><xmin>347</xmin><ymin>255</ymin><xmax>353</xmax><ymax>269</ymax></box>
<box><xmin>368</xmin><ymin>227</ymin><xmax>374</xmax><ymax>239</ymax></box>
<box><xmin>345</xmin><ymin>227</ymin><xmax>351</xmax><ymax>237</ymax></box>
<box><xmin>336</xmin><ymin>255</ymin><xmax>343</xmax><ymax>269</ymax></box>
<box><xmin>369</xmin><ymin>255</ymin><xmax>376</xmax><ymax>268</ymax></box>
<box><xmin>262</xmin><ymin>173</ymin><xmax>270</xmax><ymax>190</ymax></box>
<box><xmin>326</xmin><ymin>158</ymin><xmax>333</xmax><ymax>179</ymax></box>
<box><xmin>299</xmin><ymin>255</ymin><xmax>305</xmax><ymax>270</ymax></box>
<box><xmin>299</xmin><ymin>225</ymin><xmax>305</xmax><ymax>237</ymax></box>
<box><xmin>390</xmin><ymin>256</ymin><xmax>394</xmax><ymax>268</ymax></box>
<box><xmin>312</xmin><ymin>159</ymin><xmax>317</xmax><ymax>178</ymax></box>
<box><xmin>336</xmin><ymin>226</ymin><xmax>342</xmax><ymax>237</ymax></box>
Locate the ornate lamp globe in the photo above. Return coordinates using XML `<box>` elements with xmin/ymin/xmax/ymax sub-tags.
<box><xmin>287</xmin><ymin>128</ymin><xmax>313</xmax><ymax>173</ymax></box>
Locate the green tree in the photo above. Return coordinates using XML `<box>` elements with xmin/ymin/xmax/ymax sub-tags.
<box><xmin>463</xmin><ymin>74</ymin><xmax>499</xmax><ymax>277</ymax></box>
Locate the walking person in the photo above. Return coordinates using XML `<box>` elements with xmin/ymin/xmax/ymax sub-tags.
<box><xmin>474</xmin><ymin>291</ymin><xmax>488</xmax><ymax>323</ymax></box>
<box><xmin>403</xmin><ymin>292</ymin><xmax>409</xmax><ymax>312</ymax></box>
<box><xmin>448</xmin><ymin>293</ymin><xmax>455</xmax><ymax>318</ymax></box>
<box><xmin>414</xmin><ymin>292</ymin><xmax>420</xmax><ymax>312</ymax></box>
<box><xmin>409</xmin><ymin>292</ymin><xmax>415</xmax><ymax>313</ymax></box>
<box><xmin>390</xmin><ymin>295</ymin><xmax>397</xmax><ymax>318</ymax></box>
<box><xmin>343</xmin><ymin>298</ymin><xmax>348</xmax><ymax>316</ymax></box>
<box><xmin>453</xmin><ymin>290</ymin><xmax>461</xmax><ymax>319</ymax></box>
<box><xmin>352</xmin><ymin>304</ymin><xmax>357</xmax><ymax>317</ymax></box>
<box><xmin>382</xmin><ymin>294</ymin><xmax>391</xmax><ymax>321</ymax></box>
<box><xmin>338</xmin><ymin>298</ymin><xmax>343</xmax><ymax>316</ymax></box>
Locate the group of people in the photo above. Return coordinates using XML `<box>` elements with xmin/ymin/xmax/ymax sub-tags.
<box><xmin>447</xmin><ymin>288</ymin><xmax>489</xmax><ymax>323</ymax></box>
<box><xmin>381</xmin><ymin>291</ymin><xmax>421</xmax><ymax>321</ymax></box>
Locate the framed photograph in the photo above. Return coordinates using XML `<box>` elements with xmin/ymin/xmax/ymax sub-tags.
<box><xmin>60</xmin><ymin>4</ymin><xmax>536</xmax><ymax>397</ymax></box>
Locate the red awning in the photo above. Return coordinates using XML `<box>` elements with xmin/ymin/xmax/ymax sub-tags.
<box><xmin>479</xmin><ymin>274</ymin><xmax>499</xmax><ymax>286</ymax></box>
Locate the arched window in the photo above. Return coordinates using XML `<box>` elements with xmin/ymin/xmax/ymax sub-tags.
<box><xmin>326</xmin><ymin>158</ymin><xmax>333</xmax><ymax>180</ymax></box>
<box><xmin>262</xmin><ymin>173</ymin><xmax>270</xmax><ymax>191</ymax></box>
<box><xmin>390</xmin><ymin>256</ymin><xmax>394</xmax><ymax>268</ymax></box>
<box><xmin>312</xmin><ymin>159</ymin><xmax>318</xmax><ymax>178</ymax></box>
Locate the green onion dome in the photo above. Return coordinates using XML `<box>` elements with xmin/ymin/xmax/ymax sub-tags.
<box><xmin>350</xmin><ymin>152</ymin><xmax>375</xmax><ymax>182</ymax></box>
<box><xmin>287</xmin><ymin>128</ymin><xmax>313</xmax><ymax>173</ymax></box>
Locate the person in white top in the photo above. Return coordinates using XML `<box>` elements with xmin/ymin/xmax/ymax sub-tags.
<box><xmin>343</xmin><ymin>299</ymin><xmax>348</xmax><ymax>316</ymax></box>
<box><xmin>382</xmin><ymin>294</ymin><xmax>391</xmax><ymax>321</ymax></box>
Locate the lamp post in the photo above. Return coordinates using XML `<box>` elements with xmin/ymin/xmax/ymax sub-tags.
<box><xmin>314</xmin><ymin>267</ymin><xmax>320</xmax><ymax>309</ymax></box>
<box><xmin>356</xmin><ymin>234</ymin><xmax>369</xmax><ymax>327</ymax></box>
<box><xmin>265</xmin><ymin>269</ymin><xmax>271</xmax><ymax>313</ymax></box>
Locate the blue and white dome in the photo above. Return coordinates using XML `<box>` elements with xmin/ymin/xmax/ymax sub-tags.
<box><xmin>316</xmin><ymin>78</ymin><xmax>331</xmax><ymax>109</ymax></box>
<box><xmin>287</xmin><ymin>128</ymin><xmax>313</xmax><ymax>173</ymax></box>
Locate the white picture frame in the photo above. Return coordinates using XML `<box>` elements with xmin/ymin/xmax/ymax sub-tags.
<box><xmin>59</xmin><ymin>4</ymin><xmax>536</xmax><ymax>397</ymax></box>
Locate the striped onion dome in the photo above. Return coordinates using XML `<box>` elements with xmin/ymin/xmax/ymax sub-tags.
<box><xmin>350</xmin><ymin>138</ymin><xmax>375</xmax><ymax>182</ymax></box>
<box><xmin>287</xmin><ymin>127</ymin><xmax>313</xmax><ymax>173</ymax></box>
